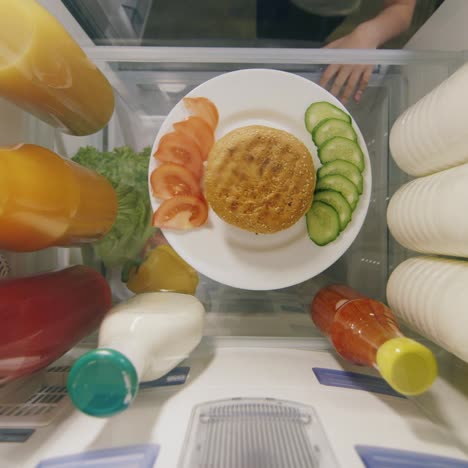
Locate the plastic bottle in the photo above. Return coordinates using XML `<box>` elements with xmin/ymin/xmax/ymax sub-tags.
<box><xmin>67</xmin><ymin>292</ymin><xmax>205</xmax><ymax>417</ymax></box>
<box><xmin>387</xmin><ymin>163</ymin><xmax>468</xmax><ymax>257</ymax></box>
<box><xmin>389</xmin><ymin>61</ymin><xmax>468</xmax><ymax>177</ymax></box>
<box><xmin>0</xmin><ymin>144</ymin><xmax>118</xmax><ymax>252</ymax></box>
<box><xmin>0</xmin><ymin>0</ymin><xmax>114</xmax><ymax>135</ymax></box>
<box><xmin>311</xmin><ymin>284</ymin><xmax>437</xmax><ymax>395</ymax></box>
<box><xmin>0</xmin><ymin>265</ymin><xmax>112</xmax><ymax>384</ymax></box>
<box><xmin>387</xmin><ymin>256</ymin><xmax>468</xmax><ymax>364</ymax></box>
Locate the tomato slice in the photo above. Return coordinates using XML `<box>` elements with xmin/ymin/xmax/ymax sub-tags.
<box><xmin>173</xmin><ymin>116</ymin><xmax>214</xmax><ymax>161</ymax></box>
<box><xmin>152</xmin><ymin>195</ymin><xmax>208</xmax><ymax>230</ymax></box>
<box><xmin>153</xmin><ymin>131</ymin><xmax>204</xmax><ymax>180</ymax></box>
<box><xmin>150</xmin><ymin>163</ymin><xmax>201</xmax><ymax>200</ymax></box>
<box><xmin>183</xmin><ymin>97</ymin><xmax>219</xmax><ymax>130</ymax></box>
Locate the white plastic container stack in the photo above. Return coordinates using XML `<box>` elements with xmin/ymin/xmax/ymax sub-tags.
<box><xmin>387</xmin><ymin>163</ymin><xmax>468</xmax><ymax>257</ymax></box>
<box><xmin>390</xmin><ymin>61</ymin><xmax>468</xmax><ymax>176</ymax></box>
<box><xmin>387</xmin><ymin>61</ymin><xmax>468</xmax><ymax>369</ymax></box>
<box><xmin>387</xmin><ymin>256</ymin><xmax>468</xmax><ymax>363</ymax></box>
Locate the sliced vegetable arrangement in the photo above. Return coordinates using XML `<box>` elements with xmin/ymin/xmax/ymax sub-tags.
<box><xmin>150</xmin><ymin>96</ymin><xmax>219</xmax><ymax>230</ymax></box>
<box><xmin>304</xmin><ymin>101</ymin><xmax>366</xmax><ymax>246</ymax></box>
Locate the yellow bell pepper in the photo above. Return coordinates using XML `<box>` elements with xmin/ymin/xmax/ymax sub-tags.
<box><xmin>125</xmin><ymin>244</ymin><xmax>199</xmax><ymax>295</ymax></box>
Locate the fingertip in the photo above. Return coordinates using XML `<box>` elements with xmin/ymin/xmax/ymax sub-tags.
<box><xmin>319</xmin><ymin>75</ymin><xmax>331</xmax><ymax>89</ymax></box>
<box><xmin>340</xmin><ymin>89</ymin><xmax>353</xmax><ymax>104</ymax></box>
<box><xmin>330</xmin><ymin>82</ymin><xmax>343</xmax><ymax>98</ymax></box>
<box><xmin>320</xmin><ymin>65</ymin><xmax>339</xmax><ymax>89</ymax></box>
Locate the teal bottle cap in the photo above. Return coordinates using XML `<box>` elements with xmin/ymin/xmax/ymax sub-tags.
<box><xmin>67</xmin><ymin>348</ymin><xmax>139</xmax><ymax>417</ymax></box>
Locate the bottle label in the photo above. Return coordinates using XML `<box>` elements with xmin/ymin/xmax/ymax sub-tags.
<box><xmin>0</xmin><ymin>428</ymin><xmax>34</xmax><ymax>443</ymax></box>
<box><xmin>37</xmin><ymin>444</ymin><xmax>160</xmax><ymax>468</ymax></box>
<box><xmin>356</xmin><ymin>445</ymin><xmax>468</xmax><ymax>467</ymax></box>
<box><xmin>312</xmin><ymin>367</ymin><xmax>404</xmax><ymax>398</ymax></box>
<box><xmin>140</xmin><ymin>366</ymin><xmax>190</xmax><ymax>389</ymax></box>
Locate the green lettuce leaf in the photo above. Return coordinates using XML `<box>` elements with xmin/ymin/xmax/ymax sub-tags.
<box><xmin>73</xmin><ymin>145</ymin><xmax>151</xmax><ymax>193</ymax></box>
<box><xmin>72</xmin><ymin>146</ymin><xmax>154</xmax><ymax>269</ymax></box>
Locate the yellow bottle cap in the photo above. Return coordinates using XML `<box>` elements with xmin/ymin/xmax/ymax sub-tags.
<box><xmin>376</xmin><ymin>337</ymin><xmax>438</xmax><ymax>396</ymax></box>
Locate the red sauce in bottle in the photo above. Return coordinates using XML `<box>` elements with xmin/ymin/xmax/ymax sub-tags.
<box><xmin>0</xmin><ymin>265</ymin><xmax>112</xmax><ymax>384</ymax></box>
<box><xmin>311</xmin><ymin>284</ymin><xmax>401</xmax><ymax>366</ymax></box>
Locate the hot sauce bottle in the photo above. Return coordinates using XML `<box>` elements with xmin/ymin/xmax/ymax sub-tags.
<box><xmin>311</xmin><ymin>284</ymin><xmax>437</xmax><ymax>396</ymax></box>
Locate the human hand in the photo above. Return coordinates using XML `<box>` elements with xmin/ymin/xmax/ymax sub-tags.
<box><xmin>319</xmin><ymin>27</ymin><xmax>377</xmax><ymax>104</ymax></box>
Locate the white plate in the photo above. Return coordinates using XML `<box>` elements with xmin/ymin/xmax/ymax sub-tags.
<box><xmin>149</xmin><ymin>69</ymin><xmax>371</xmax><ymax>291</ymax></box>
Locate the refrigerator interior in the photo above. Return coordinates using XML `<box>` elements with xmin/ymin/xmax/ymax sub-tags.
<box><xmin>2</xmin><ymin>44</ymin><xmax>468</xmax><ymax>467</ymax></box>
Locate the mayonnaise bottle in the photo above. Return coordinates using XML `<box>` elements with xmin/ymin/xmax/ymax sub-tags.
<box><xmin>387</xmin><ymin>256</ymin><xmax>468</xmax><ymax>363</ymax></box>
<box><xmin>67</xmin><ymin>292</ymin><xmax>205</xmax><ymax>417</ymax></box>
<box><xmin>390</xmin><ymin>61</ymin><xmax>468</xmax><ymax>177</ymax></box>
<box><xmin>387</xmin><ymin>163</ymin><xmax>468</xmax><ymax>258</ymax></box>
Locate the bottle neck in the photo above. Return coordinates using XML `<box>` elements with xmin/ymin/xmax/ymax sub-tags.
<box><xmin>105</xmin><ymin>336</ymin><xmax>150</xmax><ymax>381</ymax></box>
<box><xmin>311</xmin><ymin>284</ymin><xmax>364</xmax><ymax>334</ymax></box>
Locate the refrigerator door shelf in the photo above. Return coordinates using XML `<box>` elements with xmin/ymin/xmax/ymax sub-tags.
<box><xmin>0</xmin><ymin>338</ymin><xmax>467</xmax><ymax>467</ymax></box>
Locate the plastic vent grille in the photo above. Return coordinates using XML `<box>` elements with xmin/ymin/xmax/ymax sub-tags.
<box><xmin>46</xmin><ymin>366</ymin><xmax>71</xmax><ymax>373</ymax></box>
<box><xmin>0</xmin><ymin>254</ymin><xmax>9</xmax><ymax>279</ymax></box>
<box><xmin>0</xmin><ymin>366</ymin><xmax>71</xmax><ymax>428</ymax></box>
<box><xmin>179</xmin><ymin>398</ymin><xmax>339</xmax><ymax>468</ymax></box>
<box><xmin>0</xmin><ymin>386</ymin><xmax>67</xmax><ymax>418</ymax></box>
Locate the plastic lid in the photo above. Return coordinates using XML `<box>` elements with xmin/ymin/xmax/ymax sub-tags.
<box><xmin>67</xmin><ymin>348</ymin><xmax>139</xmax><ymax>417</ymax></box>
<box><xmin>376</xmin><ymin>337</ymin><xmax>438</xmax><ymax>396</ymax></box>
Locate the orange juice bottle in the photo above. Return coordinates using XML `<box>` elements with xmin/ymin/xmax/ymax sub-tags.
<box><xmin>0</xmin><ymin>0</ymin><xmax>114</xmax><ymax>136</ymax></box>
<box><xmin>0</xmin><ymin>144</ymin><xmax>118</xmax><ymax>252</ymax></box>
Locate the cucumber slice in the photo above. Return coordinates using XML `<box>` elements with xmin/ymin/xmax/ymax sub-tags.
<box><xmin>304</xmin><ymin>101</ymin><xmax>351</xmax><ymax>133</ymax></box>
<box><xmin>313</xmin><ymin>190</ymin><xmax>352</xmax><ymax>231</ymax></box>
<box><xmin>306</xmin><ymin>201</ymin><xmax>341</xmax><ymax>246</ymax></box>
<box><xmin>312</xmin><ymin>118</ymin><xmax>357</xmax><ymax>147</ymax></box>
<box><xmin>318</xmin><ymin>136</ymin><xmax>365</xmax><ymax>172</ymax></box>
<box><xmin>315</xmin><ymin>174</ymin><xmax>359</xmax><ymax>210</ymax></box>
<box><xmin>318</xmin><ymin>160</ymin><xmax>363</xmax><ymax>194</ymax></box>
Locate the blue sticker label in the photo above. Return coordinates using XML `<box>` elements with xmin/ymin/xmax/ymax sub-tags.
<box><xmin>356</xmin><ymin>445</ymin><xmax>468</xmax><ymax>467</ymax></box>
<box><xmin>140</xmin><ymin>366</ymin><xmax>190</xmax><ymax>389</ymax></box>
<box><xmin>36</xmin><ymin>443</ymin><xmax>160</xmax><ymax>468</ymax></box>
<box><xmin>0</xmin><ymin>428</ymin><xmax>34</xmax><ymax>443</ymax></box>
<box><xmin>312</xmin><ymin>367</ymin><xmax>404</xmax><ymax>398</ymax></box>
